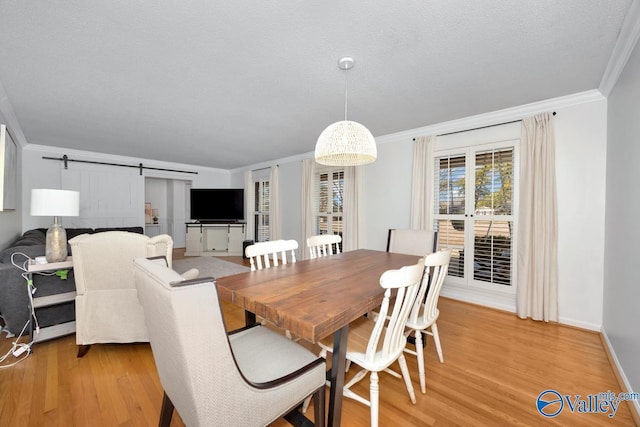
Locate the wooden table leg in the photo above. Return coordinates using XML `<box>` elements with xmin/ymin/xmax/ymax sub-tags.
<box><xmin>328</xmin><ymin>324</ymin><xmax>349</xmax><ymax>427</ymax></box>
<box><xmin>244</xmin><ymin>310</ymin><xmax>256</xmax><ymax>326</ymax></box>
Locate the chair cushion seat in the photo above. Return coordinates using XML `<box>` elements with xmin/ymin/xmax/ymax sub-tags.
<box><xmin>230</xmin><ymin>326</ymin><xmax>325</xmax><ymax>385</ymax></box>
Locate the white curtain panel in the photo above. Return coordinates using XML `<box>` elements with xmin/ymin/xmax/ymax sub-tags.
<box><xmin>410</xmin><ymin>135</ymin><xmax>436</xmax><ymax>229</ymax></box>
<box><xmin>300</xmin><ymin>159</ymin><xmax>316</xmax><ymax>260</ymax></box>
<box><xmin>516</xmin><ymin>112</ymin><xmax>558</xmax><ymax>322</ymax></box>
<box><xmin>244</xmin><ymin>170</ymin><xmax>255</xmax><ymax>241</ymax></box>
<box><xmin>343</xmin><ymin>165</ymin><xmax>362</xmax><ymax>252</ymax></box>
<box><xmin>269</xmin><ymin>165</ymin><xmax>280</xmax><ymax>241</ymax></box>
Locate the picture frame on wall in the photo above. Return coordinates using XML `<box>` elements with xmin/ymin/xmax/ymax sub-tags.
<box><xmin>145</xmin><ymin>202</ymin><xmax>152</xmax><ymax>223</ymax></box>
<box><xmin>0</xmin><ymin>124</ymin><xmax>17</xmax><ymax>211</ymax></box>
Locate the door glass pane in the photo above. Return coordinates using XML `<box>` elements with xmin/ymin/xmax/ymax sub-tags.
<box><xmin>319</xmin><ymin>173</ymin><xmax>329</xmax><ymax>213</ymax></box>
<box><xmin>332</xmin><ymin>215</ymin><xmax>343</xmax><ymax>235</ymax></box>
<box><xmin>317</xmin><ymin>216</ymin><xmax>327</xmax><ymax>234</ymax></box>
<box><xmin>253</xmin><ymin>180</ymin><xmax>270</xmax><ymax>242</ymax></box>
<box><xmin>437</xmin><ymin>219</ymin><xmax>465</xmax><ymax>278</ymax></box>
<box><xmin>473</xmin><ymin>220</ymin><xmax>513</xmax><ymax>286</ymax></box>
<box><xmin>475</xmin><ymin>149</ymin><xmax>513</xmax><ymax>215</ymax></box>
<box><xmin>332</xmin><ymin>171</ymin><xmax>344</xmax><ymax>214</ymax></box>
<box><xmin>438</xmin><ymin>156</ymin><xmax>466</xmax><ymax>215</ymax></box>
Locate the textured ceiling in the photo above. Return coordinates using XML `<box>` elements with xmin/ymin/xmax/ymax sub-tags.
<box><xmin>0</xmin><ymin>1</ymin><xmax>633</xmax><ymax>169</ymax></box>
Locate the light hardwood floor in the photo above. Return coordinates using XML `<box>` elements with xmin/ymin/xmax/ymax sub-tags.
<box><xmin>0</xmin><ymin>252</ymin><xmax>637</xmax><ymax>426</ymax></box>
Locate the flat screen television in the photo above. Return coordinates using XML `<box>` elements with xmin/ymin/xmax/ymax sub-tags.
<box><xmin>190</xmin><ymin>188</ymin><xmax>244</xmax><ymax>222</ymax></box>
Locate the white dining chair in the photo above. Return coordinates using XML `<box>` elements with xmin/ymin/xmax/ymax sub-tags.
<box><xmin>404</xmin><ymin>249</ymin><xmax>451</xmax><ymax>393</ymax></box>
<box><xmin>316</xmin><ymin>259</ymin><xmax>425</xmax><ymax>427</ymax></box>
<box><xmin>244</xmin><ymin>239</ymin><xmax>299</xmax><ymax>339</ymax></box>
<box><xmin>307</xmin><ymin>234</ymin><xmax>342</xmax><ymax>259</ymax></box>
<box><xmin>245</xmin><ymin>239</ymin><xmax>298</xmax><ymax>271</ymax></box>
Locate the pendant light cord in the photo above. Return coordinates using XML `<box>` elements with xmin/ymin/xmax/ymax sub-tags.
<box><xmin>344</xmin><ymin>68</ymin><xmax>348</xmax><ymax>121</ymax></box>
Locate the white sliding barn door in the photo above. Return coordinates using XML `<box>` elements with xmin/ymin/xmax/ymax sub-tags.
<box><xmin>61</xmin><ymin>163</ymin><xmax>144</xmax><ymax>228</ymax></box>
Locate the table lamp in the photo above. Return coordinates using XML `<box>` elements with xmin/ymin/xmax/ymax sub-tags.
<box><xmin>30</xmin><ymin>189</ymin><xmax>80</xmax><ymax>262</ymax></box>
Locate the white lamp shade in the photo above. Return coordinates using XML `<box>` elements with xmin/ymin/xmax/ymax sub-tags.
<box><xmin>30</xmin><ymin>189</ymin><xmax>80</xmax><ymax>217</ymax></box>
<box><xmin>315</xmin><ymin>120</ymin><xmax>377</xmax><ymax>166</ymax></box>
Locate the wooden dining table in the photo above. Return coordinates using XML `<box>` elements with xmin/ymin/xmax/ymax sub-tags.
<box><xmin>216</xmin><ymin>249</ymin><xmax>421</xmax><ymax>426</ymax></box>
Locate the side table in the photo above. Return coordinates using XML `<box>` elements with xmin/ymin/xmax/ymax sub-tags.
<box><xmin>27</xmin><ymin>257</ymin><xmax>76</xmax><ymax>343</ymax></box>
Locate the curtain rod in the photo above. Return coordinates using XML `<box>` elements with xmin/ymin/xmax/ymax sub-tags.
<box><xmin>413</xmin><ymin>111</ymin><xmax>556</xmax><ymax>140</ymax></box>
<box><xmin>42</xmin><ymin>154</ymin><xmax>198</xmax><ymax>175</ymax></box>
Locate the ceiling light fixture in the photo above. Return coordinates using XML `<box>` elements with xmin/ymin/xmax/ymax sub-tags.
<box><xmin>314</xmin><ymin>56</ymin><xmax>377</xmax><ymax>166</ymax></box>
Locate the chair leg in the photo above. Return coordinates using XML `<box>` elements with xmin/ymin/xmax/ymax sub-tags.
<box><xmin>313</xmin><ymin>386</ymin><xmax>325</xmax><ymax>427</ymax></box>
<box><xmin>370</xmin><ymin>371</ymin><xmax>379</xmax><ymax>427</ymax></box>
<box><xmin>415</xmin><ymin>330</ymin><xmax>426</xmax><ymax>394</ymax></box>
<box><xmin>77</xmin><ymin>344</ymin><xmax>91</xmax><ymax>358</ymax></box>
<box><xmin>431</xmin><ymin>322</ymin><xmax>444</xmax><ymax>363</ymax></box>
<box><xmin>159</xmin><ymin>391</ymin><xmax>174</xmax><ymax>427</ymax></box>
<box><xmin>397</xmin><ymin>354</ymin><xmax>417</xmax><ymax>404</ymax></box>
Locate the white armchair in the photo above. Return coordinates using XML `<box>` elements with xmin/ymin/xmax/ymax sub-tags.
<box><xmin>70</xmin><ymin>231</ymin><xmax>194</xmax><ymax>357</ymax></box>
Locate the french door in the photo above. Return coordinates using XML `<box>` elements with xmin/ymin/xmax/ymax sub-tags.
<box><xmin>316</xmin><ymin>169</ymin><xmax>344</xmax><ymax>239</ymax></box>
<box><xmin>253</xmin><ymin>179</ymin><xmax>270</xmax><ymax>242</ymax></box>
<box><xmin>434</xmin><ymin>141</ymin><xmax>518</xmax><ymax>293</ymax></box>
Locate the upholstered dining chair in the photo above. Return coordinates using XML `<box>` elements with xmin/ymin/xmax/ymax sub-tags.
<box><xmin>307</xmin><ymin>234</ymin><xmax>342</xmax><ymax>259</ymax></box>
<box><xmin>132</xmin><ymin>257</ymin><xmax>326</xmax><ymax>427</ymax></box>
<box><xmin>70</xmin><ymin>231</ymin><xmax>196</xmax><ymax>357</ymax></box>
<box><xmin>386</xmin><ymin>229</ymin><xmax>438</xmax><ymax>257</ymax></box>
<box><xmin>404</xmin><ymin>249</ymin><xmax>451</xmax><ymax>393</ymax></box>
<box><xmin>316</xmin><ymin>259</ymin><xmax>425</xmax><ymax>427</ymax></box>
<box><xmin>245</xmin><ymin>239</ymin><xmax>298</xmax><ymax>271</ymax></box>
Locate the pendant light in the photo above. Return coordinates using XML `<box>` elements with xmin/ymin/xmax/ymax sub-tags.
<box><xmin>314</xmin><ymin>56</ymin><xmax>377</xmax><ymax>166</ymax></box>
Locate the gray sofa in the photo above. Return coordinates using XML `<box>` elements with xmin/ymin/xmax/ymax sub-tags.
<box><xmin>0</xmin><ymin>227</ymin><xmax>143</xmax><ymax>336</ymax></box>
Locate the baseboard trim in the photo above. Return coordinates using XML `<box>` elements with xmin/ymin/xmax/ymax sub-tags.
<box><xmin>440</xmin><ymin>284</ymin><xmax>515</xmax><ymax>313</ymax></box>
<box><xmin>600</xmin><ymin>329</ymin><xmax>640</xmax><ymax>425</ymax></box>
<box><xmin>557</xmin><ymin>316</ymin><xmax>601</xmax><ymax>332</ymax></box>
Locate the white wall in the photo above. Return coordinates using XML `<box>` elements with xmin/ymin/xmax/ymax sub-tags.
<box><xmin>604</xmin><ymin>39</ymin><xmax>640</xmax><ymax>399</ymax></box>
<box><xmin>232</xmin><ymin>93</ymin><xmax>609</xmax><ymax>331</ymax></box>
<box><xmin>361</xmin><ymin>138</ymin><xmax>414</xmax><ymax>250</ymax></box>
<box><xmin>554</xmin><ymin>99</ymin><xmax>608</xmax><ymax>330</ymax></box>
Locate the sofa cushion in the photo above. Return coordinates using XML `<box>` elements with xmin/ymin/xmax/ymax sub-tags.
<box><xmin>10</xmin><ymin>229</ymin><xmax>46</xmax><ymax>247</ymax></box>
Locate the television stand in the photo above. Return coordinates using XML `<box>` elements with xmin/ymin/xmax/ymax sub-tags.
<box><xmin>184</xmin><ymin>222</ymin><xmax>245</xmax><ymax>257</ymax></box>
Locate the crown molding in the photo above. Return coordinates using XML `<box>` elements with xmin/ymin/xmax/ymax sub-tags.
<box><xmin>599</xmin><ymin>0</ymin><xmax>640</xmax><ymax>96</ymax></box>
<box><xmin>233</xmin><ymin>89</ymin><xmax>606</xmax><ymax>173</ymax></box>
<box><xmin>375</xmin><ymin>89</ymin><xmax>605</xmax><ymax>145</ymax></box>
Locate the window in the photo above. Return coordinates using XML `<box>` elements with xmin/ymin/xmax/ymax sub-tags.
<box><xmin>434</xmin><ymin>141</ymin><xmax>517</xmax><ymax>292</ymax></box>
<box><xmin>253</xmin><ymin>178</ymin><xmax>270</xmax><ymax>242</ymax></box>
<box><xmin>315</xmin><ymin>168</ymin><xmax>344</xmax><ymax>245</ymax></box>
